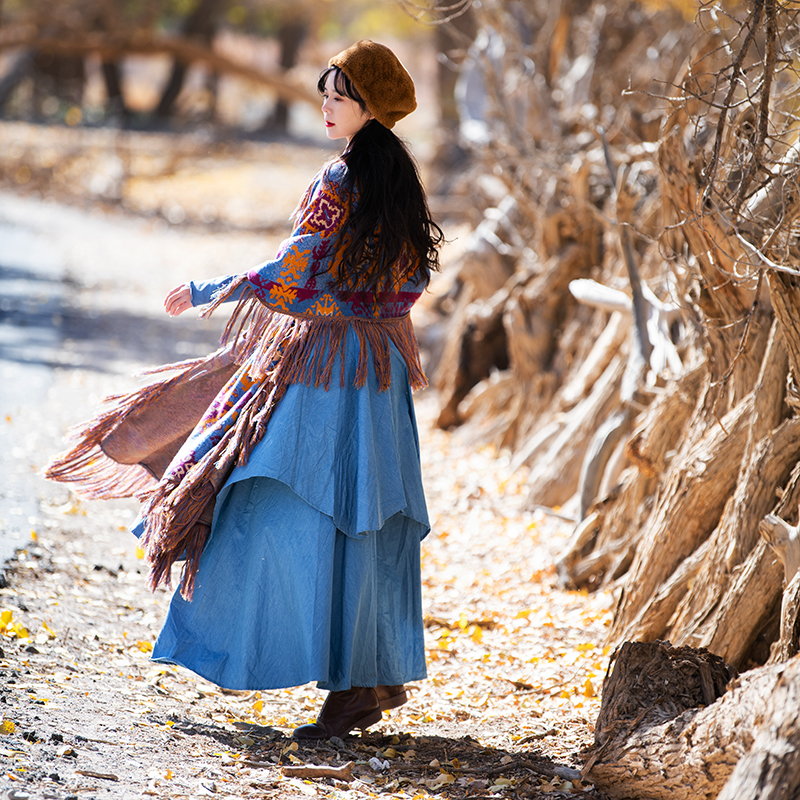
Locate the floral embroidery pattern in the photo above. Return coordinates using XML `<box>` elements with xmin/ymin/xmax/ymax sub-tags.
<box><xmin>311</xmin><ymin>295</ymin><xmax>340</xmax><ymax>316</ymax></box>
<box><xmin>279</xmin><ymin>248</ymin><xmax>307</xmax><ymax>283</ymax></box>
<box><xmin>269</xmin><ymin>284</ymin><xmax>298</xmax><ymax>311</ymax></box>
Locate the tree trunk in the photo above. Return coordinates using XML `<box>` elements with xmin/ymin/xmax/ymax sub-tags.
<box><xmin>584</xmin><ymin>641</ymin><xmax>800</xmax><ymax>800</ymax></box>
<box><xmin>262</xmin><ymin>19</ymin><xmax>308</xmax><ymax>134</ymax></box>
<box><xmin>33</xmin><ymin>51</ymin><xmax>86</xmax><ymax>114</ymax></box>
<box><xmin>526</xmin><ymin>354</ymin><xmax>624</xmax><ymax>507</ymax></box>
<box><xmin>610</xmin><ymin>392</ymin><xmax>754</xmax><ymax>643</ymax></box>
<box><xmin>558</xmin><ymin>364</ymin><xmax>705</xmax><ymax>589</ymax></box>
<box><xmin>100</xmin><ymin>60</ymin><xmax>127</xmax><ymax>119</ymax></box>
<box><xmin>0</xmin><ymin>50</ymin><xmax>34</xmax><ymax>111</ymax></box>
<box><xmin>716</xmin><ymin>665</ymin><xmax>800</xmax><ymax>800</ymax></box>
<box><xmin>0</xmin><ymin>32</ymin><xmax>317</xmax><ymax>106</ymax></box>
<box><xmin>156</xmin><ymin>0</ymin><xmax>225</xmax><ymax>119</ymax></box>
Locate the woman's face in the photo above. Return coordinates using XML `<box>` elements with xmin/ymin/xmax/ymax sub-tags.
<box><xmin>321</xmin><ymin>71</ymin><xmax>373</xmax><ymax>143</ymax></box>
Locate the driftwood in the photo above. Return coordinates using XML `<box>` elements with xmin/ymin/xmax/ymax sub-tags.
<box><xmin>281</xmin><ymin>762</ymin><xmax>354</xmax><ymax>782</ymax></box>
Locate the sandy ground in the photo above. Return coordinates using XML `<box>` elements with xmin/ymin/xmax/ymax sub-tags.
<box><xmin>0</xmin><ymin>142</ymin><xmax>613</xmax><ymax>800</ymax></box>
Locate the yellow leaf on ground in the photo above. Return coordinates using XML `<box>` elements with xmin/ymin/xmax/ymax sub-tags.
<box><xmin>10</xmin><ymin>623</ymin><xmax>28</xmax><ymax>639</ymax></box>
<box><xmin>426</xmin><ymin>772</ymin><xmax>455</xmax><ymax>790</ymax></box>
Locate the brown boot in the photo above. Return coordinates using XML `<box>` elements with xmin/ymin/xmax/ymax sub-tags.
<box><xmin>292</xmin><ymin>687</ymin><xmax>382</xmax><ymax>740</ymax></box>
<box><xmin>375</xmin><ymin>684</ymin><xmax>407</xmax><ymax>711</ymax></box>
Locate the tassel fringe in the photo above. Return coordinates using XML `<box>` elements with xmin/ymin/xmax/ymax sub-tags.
<box><xmin>207</xmin><ymin>286</ymin><xmax>428</xmax><ymax>392</ymax></box>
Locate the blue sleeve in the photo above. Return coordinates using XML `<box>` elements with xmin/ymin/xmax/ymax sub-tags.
<box><xmin>189</xmin><ymin>274</ymin><xmax>246</xmax><ymax>306</ymax></box>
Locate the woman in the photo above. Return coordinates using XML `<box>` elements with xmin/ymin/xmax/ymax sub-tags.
<box><xmin>47</xmin><ymin>40</ymin><xmax>443</xmax><ymax>740</ymax></box>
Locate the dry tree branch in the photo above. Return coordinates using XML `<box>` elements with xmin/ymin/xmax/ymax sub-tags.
<box><xmin>702</xmin><ymin>0</ymin><xmax>765</xmax><ymax>201</ymax></box>
<box><xmin>710</xmin><ymin>268</ymin><xmax>765</xmax><ymax>401</ymax></box>
<box><xmin>0</xmin><ymin>30</ymin><xmax>317</xmax><ymax>104</ymax></box>
<box><xmin>733</xmin><ymin>0</ymin><xmax>778</xmax><ymax>215</ymax></box>
<box><xmin>397</xmin><ymin>0</ymin><xmax>474</xmax><ymax>25</ymax></box>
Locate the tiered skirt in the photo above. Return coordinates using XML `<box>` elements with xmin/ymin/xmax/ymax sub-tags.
<box><xmin>148</xmin><ymin>335</ymin><xmax>429</xmax><ymax>691</ymax></box>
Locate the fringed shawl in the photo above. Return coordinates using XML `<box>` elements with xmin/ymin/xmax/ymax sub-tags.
<box><xmin>45</xmin><ymin>288</ymin><xmax>426</xmax><ymax>599</ymax></box>
<box><xmin>46</xmin><ymin>157</ymin><xmax>429</xmax><ymax>600</ymax></box>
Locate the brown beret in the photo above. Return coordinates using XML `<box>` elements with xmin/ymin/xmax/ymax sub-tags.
<box><xmin>329</xmin><ymin>40</ymin><xmax>417</xmax><ymax>130</ymax></box>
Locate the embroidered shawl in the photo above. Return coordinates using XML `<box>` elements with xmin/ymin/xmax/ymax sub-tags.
<box><xmin>46</xmin><ymin>159</ymin><xmax>428</xmax><ymax>600</ymax></box>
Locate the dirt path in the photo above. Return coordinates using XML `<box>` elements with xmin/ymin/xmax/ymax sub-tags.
<box><xmin>0</xmin><ymin>145</ymin><xmax>613</xmax><ymax>800</ymax></box>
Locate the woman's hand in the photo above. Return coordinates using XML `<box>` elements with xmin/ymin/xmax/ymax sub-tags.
<box><xmin>164</xmin><ymin>284</ymin><xmax>193</xmax><ymax>317</ymax></box>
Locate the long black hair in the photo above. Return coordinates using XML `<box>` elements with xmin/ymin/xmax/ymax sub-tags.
<box><xmin>317</xmin><ymin>65</ymin><xmax>444</xmax><ymax>295</ymax></box>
